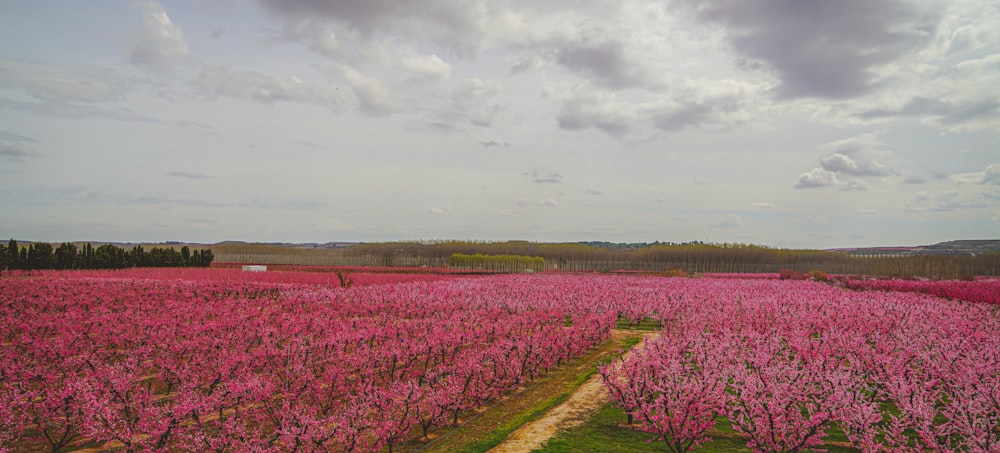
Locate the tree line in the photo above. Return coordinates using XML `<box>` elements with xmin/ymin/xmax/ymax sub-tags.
<box><xmin>341</xmin><ymin>241</ymin><xmax>1000</xmax><ymax>278</ymax></box>
<box><xmin>447</xmin><ymin>253</ymin><xmax>545</xmax><ymax>273</ymax></box>
<box><xmin>0</xmin><ymin>240</ymin><xmax>214</xmax><ymax>272</ymax></box>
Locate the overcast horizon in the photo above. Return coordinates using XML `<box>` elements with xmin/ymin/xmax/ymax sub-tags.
<box><xmin>1</xmin><ymin>0</ymin><xmax>998</xmax><ymax>248</ymax></box>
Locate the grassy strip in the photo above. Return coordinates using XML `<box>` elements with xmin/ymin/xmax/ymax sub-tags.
<box><xmin>453</xmin><ymin>389</ymin><xmax>577</xmax><ymax>453</ymax></box>
<box><xmin>534</xmin><ymin>403</ymin><xmax>862</xmax><ymax>453</ymax></box>
<box><xmin>411</xmin><ymin>332</ymin><xmax>648</xmax><ymax>453</ymax></box>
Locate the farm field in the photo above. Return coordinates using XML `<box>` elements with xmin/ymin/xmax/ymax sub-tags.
<box><xmin>1</xmin><ymin>269</ymin><xmax>998</xmax><ymax>452</ymax></box>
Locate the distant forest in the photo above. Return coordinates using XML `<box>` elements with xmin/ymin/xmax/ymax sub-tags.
<box><xmin>0</xmin><ymin>240</ymin><xmax>214</xmax><ymax>271</ymax></box>
<box><xmin>216</xmin><ymin>240</ymin><xmax>1000</xmax><ymax>278</ymax></box>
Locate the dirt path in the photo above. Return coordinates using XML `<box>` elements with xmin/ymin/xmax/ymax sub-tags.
<box><xmin>487</xmin><ymin>330</ymin><xmax>658</xmax><ymax>453</ymax></box>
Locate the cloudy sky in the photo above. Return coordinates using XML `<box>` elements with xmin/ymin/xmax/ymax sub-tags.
<box><xmin>1</xmin><ymin>0</ymin><xmax>998</xmax><ymax>248</ymax></box>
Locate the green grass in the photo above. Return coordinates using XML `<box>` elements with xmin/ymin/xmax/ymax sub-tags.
<box><xmin>533</xmin><ymin>403</ymin><xmax>862</xmax><ymax>453</ymax></box>
<box><xmin>452</xmin><ymin>387</ymin><xmax>577</xmax><ymax>453</ymax></box>
<box><xmin>615</xmin><ymin>317</ymin><xmax>662</xmax><ymax>330</ymax></box>
<box><xmin>445</xmin><ymin>350</ymin><xmax>618</xmax><ymax>453</ymax></box>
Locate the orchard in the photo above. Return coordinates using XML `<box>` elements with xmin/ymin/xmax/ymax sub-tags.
<box><xmin>1</xmin><ymin>269</ymin><xmax>998</xmax><ymax>452</ymax></box>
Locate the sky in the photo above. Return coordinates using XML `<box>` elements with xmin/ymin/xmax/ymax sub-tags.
<box><xmin>1</xmin><ymin>0</ymin><xmax>998</xmax><ymax>248</ymax></box>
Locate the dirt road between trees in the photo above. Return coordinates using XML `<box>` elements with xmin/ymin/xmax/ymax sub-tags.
<box><xmin>487</xmin><ymin>330</ymin><xmax>658</xmax><ymax>453</ymax></box>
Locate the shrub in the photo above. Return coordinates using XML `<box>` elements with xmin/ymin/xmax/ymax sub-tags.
<box><xmin>778</xmin><ymin>269</ymin><xmax>807</xmax><ymax>280</ymax></box>
<box><xmin>808</xmin><ymin>270</ymin><xmax>828</xmax><ymax>282</ymax></box>
<box><xmin>662</xmin><ymin>268</ymin><xmax>689</xmax><ymax>278</ymax></box>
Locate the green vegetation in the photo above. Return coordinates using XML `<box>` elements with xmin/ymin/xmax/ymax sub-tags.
<box><xmin>615</xmin><ymin>317</ymin><xmax>662</xmax><ymax>331</ymax></box>
<box><xmin>447</xmin><ymin>253</ymin><xmax>545</xmax><ymax>273</ymax></box>
<box><xmin>533</xmin><ymin>404</ymin><xmax>860</xmax><ymax>453</ymax></box>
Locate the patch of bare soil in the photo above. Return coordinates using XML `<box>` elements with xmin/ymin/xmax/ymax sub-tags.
<box><xmin>487</xmin><ymin>330</ymin><xmax>658</xmax><ymax>453</ymax></box>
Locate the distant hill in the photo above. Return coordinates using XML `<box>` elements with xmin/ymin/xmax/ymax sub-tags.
<box><xmin>830</xmin><ymin>239</ymin><xmax>1000</xmax><ymax>256</ymax></box>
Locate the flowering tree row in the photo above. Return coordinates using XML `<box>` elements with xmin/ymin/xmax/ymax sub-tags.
<box><xmin>1</xmin><ymin>267</ymin><xmax>464</xmax><ymax>288</ymax></box>
<box><xmin>600</xmin><ymin>278</ymin><xmax>1000</xmax><ymax>452</ymax></box>
<box><xmin>843</xmin><ymin>277</ymin><xmax>1000</xmax><ymax>305</ymax></box>
<box><xmin>4</xmin><ymin>271</ymin><xmax>997</xmax><ymax>452</ymax></box>
<box><xmin>0</xmin><ymin>273</ymin><xmax>613</xmax><ymax>452</ymax></box>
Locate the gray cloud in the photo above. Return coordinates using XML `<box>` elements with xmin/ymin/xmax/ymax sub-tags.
<box><xmin>845</xmin><ymin>180</ymin><xmax>870</xmax><ymax>192</ymax></box>
<box><xmin>174</xmin><ymin>120</ymin><xmax>213</xmax><ymax>129</ymax></box>
<box><xmin>130</xmin><ymin>1</ymin><xmax>190</xmax><ymax>72</ymax></box>
<box><xmin>4</xmin><ymin>185</ymin><xmax>327</xmax><ymax>212</ymax></box>
<box><xmin>952</xmin><ymin>163</ymin><xmax>1000</xmax><ymax>186</ymax></box>
<box><xmin>195</xmin><ymin>64</ymin><xmax>345</xmax><ymax>109</ymax></box>
<box><xmin>522</xmin><ymin>171</ymin><xmax>564</xmax><ymax>184</ymax></box>
<box><xmin>166</xmin><ymin>171</ymin><xmax>212</xmax><ymax>180</ymax></box>
<box><xmin>0</xmin><ymin>143</ymin><xmax>41</xmax><ymax>162</ymax></box>
<box><xmin>255</xmin><ymin>0</ymin><xmax>500</xmax><ymax>56</ymax></box>
<box><xmin>556</xmin><ymin>80</ymin><xmax>763</xmax><ymax>139</ymax></box>
<box><xmin>480</xmin><ymin>140</ymin><xmax>511</xmax><ymax>148</ymax></box>
<box><xmin>553</xmin><ymin>38</ymin><xmax>651</xmax><ymax>90</ymax></box>
<box><xmin>584</xmin><ymin>188</ymin><xmax>603</xmax><ymax>196</ymax></box>
<box><xmin>294</xmin><ymin>140</ymin><xmax>325</xmax><ymax>149</ymax></box>
<box><xmin>860</xmin><ymin>97</ymin><xmax>1000</xmax><ymax>129</ymax></box>
<box><xmin>406</xmin><ymin>120</ymin><xmax>465</xmax><ymax>135</ymax></box>
<box><xmin>903</xmin><ymin>190</ymin><xmax>985</xmax><ymax>212</ymax></box>
<box><xmin>902</xmin><ymin>175</ymin><xmax>929</xmax><ymax>184</ymax></box>
<box><xmin>446</xmin><ymin>78</ymin><xmax>502</xmax><ymax>127</ymax></box>
<box><xmin>0</xmin><ymin>97</ymin><xmax>159</xmax><ymax>122</ymax></box>
<box><xmin>0</xmin><ymin>130</ymin><xmax>38</xmax><ymax>142</ymax></box>
<box><xmin>278</xmin><ymin>21</ymin><xmax>342</xmax><ymax>57</ymax></box>
<box><xmin>0</xmin><ymin>58</ymin><xmax>124</xmax><ymax>103</ymax></box>
<box><xmin>677</xmin><ymin>0</ymin><xmax>941</xmax><ymax>99</ymax></box>
<box><xmin>556</xmin><ymin>91</ymin><xmax>635</xmax><ymax>139</ymax></box>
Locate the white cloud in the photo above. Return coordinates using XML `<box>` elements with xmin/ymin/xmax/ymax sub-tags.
<box><xmin>817</xmin><ymin>133</ymin><xmax>893</xmax><ymax>177</ymax></box>
<box><xmin>398</xmin><ymin>52</ymin><xmax>452</xmax><ymax>81</ymax></box>
<box><xmin>952</xmin><ymin>163</ymin><xmax>1000</xmax><ymax>185</ymax></box>
<box><xmin>538</xmin><ymin>198</ymin><xmax>558</xmax><ymax>207</ymax></box>
<box><xmin>328</xmin><ymin>63</ymin><xmax>402</xmax><ymax>116</ymax></box>
<box><xmin>195</xmin><ymin>64</ymin><xmax>344</xmax><ymax>109</ymax></box>
<box><xmin>0</xmin><ymin>58</ymin><xmax>124</xmax><ymax>103</ymax></box>
<box><xmin>752</xmin><ymin>202</ymin><xmax>775</xmax><ymax>209</ymax></box>
<box><xmin>130</xmin><ymin>1</ymin><xmax>190</xmax><ymax>72</ymax></box>
<box><xmin>794</xmin><ymin>168</ymin><xmax>840</xmax><ymax>189</ymax></box>
<box><xmin>712</xmin><ymin>213</ymin><xmax>743</xmax><ymax>228</ymax></box>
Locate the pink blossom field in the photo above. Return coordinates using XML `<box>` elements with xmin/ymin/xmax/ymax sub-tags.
<box><xmin>1</xmin><ymin>269</ymin><xmax>997</xmax><ymax>452</ymax></box>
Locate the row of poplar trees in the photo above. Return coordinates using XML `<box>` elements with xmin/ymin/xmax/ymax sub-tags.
<box><xmin>0</xmin><ymin>239</ymin><xmax>214</xmax><ymax>271</ymax></box>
